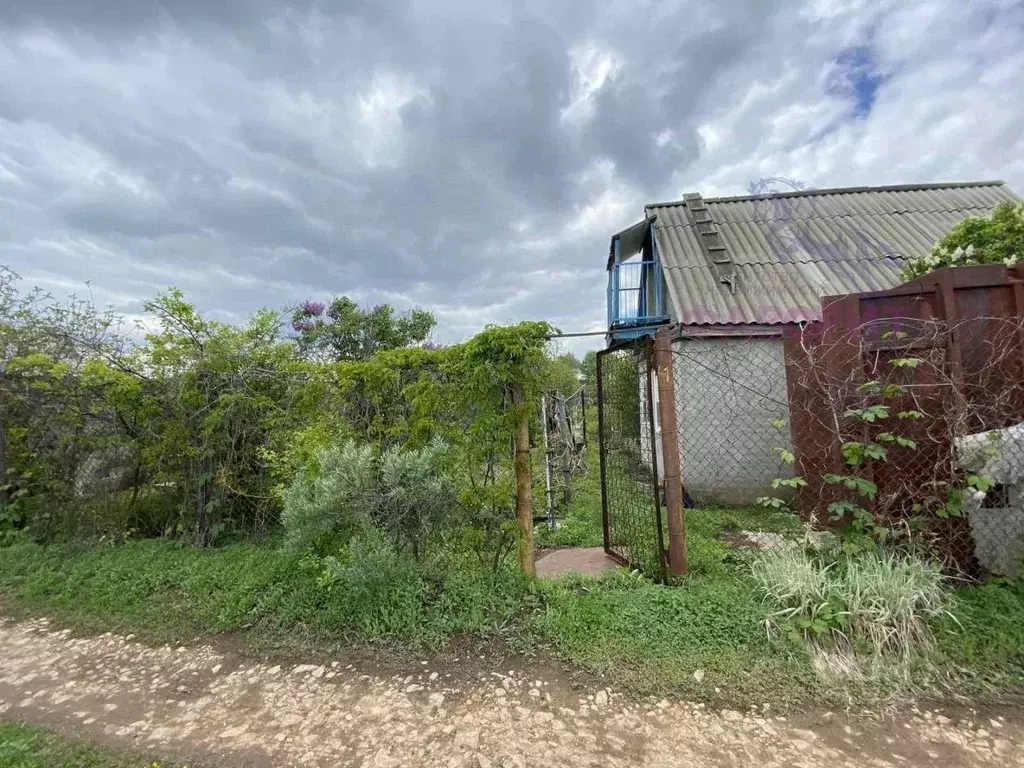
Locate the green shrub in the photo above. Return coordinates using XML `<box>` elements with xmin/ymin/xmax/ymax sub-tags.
<box><xmin>902</xmin><ymin>201</ymin><xmax>1024</xmax><ymax>280</ymax></box>
<box><xmin>375</xmin><ymin>438</ymin><xmax>456</xmax><ymax>558</ymax></box>
<box><xmin>281</xmin><ymin>438</ymin><xmax>457</xmax><ymax>559</ymax></box>
<box><xmin>280</xmin><ymin>441</ymin><xmax>375</xmax><ymax>552</ymax></box>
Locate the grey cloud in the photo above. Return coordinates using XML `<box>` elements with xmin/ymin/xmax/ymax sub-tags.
<box><xmin>1</xmin><ymin>0</ymin><xmax>1022</xmax><ymax>350</ymax></box>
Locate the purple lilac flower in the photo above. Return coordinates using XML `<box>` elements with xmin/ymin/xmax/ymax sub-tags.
<box><xmin>300</xmin><ymin>300</ymin><xmax>325</xmax><ymax>317</ymax></box>
<box><xmin>422</xmin><ymin>340</ymin><xmax>445</xmax><ymax>350</ymax></box>
<box><xmin>291</xmin><ymin>318</ymin><xmax>316</xmax><ymax>333</ymax></box>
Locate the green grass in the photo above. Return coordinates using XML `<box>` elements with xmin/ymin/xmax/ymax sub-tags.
<box><xmin>0</xmin><ymin>532</ymin><xmax>818</xmax><ymax>706</ymax></box>
<box><xmin>534</xmin><ymin>569</ymin><xmax>817</xmax><ymax>705</ymax></box>
<box><xmin>683</xmin><ymin>505</ymin><xmax>805</xmax><ymax>578</ymax></box>
<box><xmin>933</xmin><ymin>578</ymin><xmax>1024</xmax><ymax>687</ymax></box>
<box><xmin>0</xmin><ymin>536</ymin><xmax>528</xmax><ymax>651</ymax></box>
<box><xmin>0</xmin><ymin>721</ymin><xmax>182</xmax><ymax>767</ymax></box>
<box><xmin>535</xmin><ymin>450</ymin><xmax>603</xmax><ymax>549</ymax></box>
<box><xmin>2</xmin><ymin>523</ymin><xmax>1023</xmax><ymax>710</ymax></box>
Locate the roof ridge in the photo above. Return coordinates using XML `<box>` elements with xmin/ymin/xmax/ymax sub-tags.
<box><xmin>646</xmin><ymin>180</ymin><xmax>1008</xmax><ymax>209</ymax></box>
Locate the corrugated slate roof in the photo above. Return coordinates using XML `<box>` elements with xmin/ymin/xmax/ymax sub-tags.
<box><xmin>644</xmin><ymin>181</ymin><xmax>1020</xmax><ymax>326</ymax></box>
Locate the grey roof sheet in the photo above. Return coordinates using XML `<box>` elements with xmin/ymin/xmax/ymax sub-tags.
<box><xmin>647</xmin><ymin>181</ymin><xmax>1020</xmax><ymax>326</ymax></box>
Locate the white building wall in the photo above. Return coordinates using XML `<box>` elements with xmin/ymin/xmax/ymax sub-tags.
<box><xmin>670</xmin><ymin>336</ymin><xmax>793</xmax><ymax>505</ymax></box>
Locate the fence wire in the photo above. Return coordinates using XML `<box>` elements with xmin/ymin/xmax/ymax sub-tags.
<box><xmin>541</xmin><ymin>388</ymin><xmax>588</xmax><ymax>522</ymax></box>
<box><xmin>667</xmin><ymin>334</ymin><xmax>802</xmax><ymax>572</ymax></box>
<box><xmin>597</xmin><ymin>340</ymin><xmax>665</xmax><ymax>581</ymax></box>
<box><xmin>787</xmin><ymin>315</ymin><xmax>1024</xmax><ymax>577</ymax></box>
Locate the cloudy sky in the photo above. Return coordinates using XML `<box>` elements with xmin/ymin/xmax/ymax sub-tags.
<box><xmin>1</xmin><ymin>0</ymin><xmax>1022</xmax><ymax>354</ymax></box>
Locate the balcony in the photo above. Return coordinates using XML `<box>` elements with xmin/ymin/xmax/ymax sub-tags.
<box><xmin>607</xmin><ymin>260</ymin><xmax>669</xmax><ymax>337</ymax></box>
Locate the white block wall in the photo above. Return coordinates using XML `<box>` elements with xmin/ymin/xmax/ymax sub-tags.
<box><xmin>668</xmin><ymin>336</ymin><xmax>793</xmax><ymax>505</ymax></box>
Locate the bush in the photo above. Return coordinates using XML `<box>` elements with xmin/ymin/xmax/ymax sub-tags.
<box><xmin>280</xmin><ymin>441</ymin><xmax>375</xmax><ymax>553</ymax></box>
<box><xmin>281</xmin><ymin>438</ymin><xmax>457</xmax><ymax>559</ymax></box>
<box><xmin>751</xmin><ymin>548</ymin><xmax>952</xmax><ymax>667</ymax></box>
<box><xmin>375</xmin><ymin>438</ymin><xmax>456</xmax><ymax>558</ymax></box>
<box><xmin>902</xmin><ymin>200</ymin><xmax>1024</xmax><ymax>279</ymax></box>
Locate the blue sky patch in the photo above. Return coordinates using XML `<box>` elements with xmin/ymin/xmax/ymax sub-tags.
<box><xmin>826</xmin><ymin>45</ymin><xmax>887</xmax><ymax>118</ymax></box>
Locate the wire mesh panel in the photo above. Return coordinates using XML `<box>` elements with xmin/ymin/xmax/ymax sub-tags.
<box><xmin>786</xmin><ymin>314</ymin><xmax>1024</xmax><ymax>577</ymax></box>
<box><xmin>668</xmin><ymin>333</ymin><xmax>802</xmax><ymax>571</ymax></box>
<box><xmin>541</xmin><ymin>388</ymin><xmax>588</xmax><ymax>521</ymax></box>
<box><xmin>597</xmin><ymin>339</ymin><xmax>665</xmax><ymax>581</ymax></box>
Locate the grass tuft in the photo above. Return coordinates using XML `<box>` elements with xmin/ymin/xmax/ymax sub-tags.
<box><xmin>751</xmin><ymin>547</ymin><xmax>954</xmax><ymax>677</ymax></box>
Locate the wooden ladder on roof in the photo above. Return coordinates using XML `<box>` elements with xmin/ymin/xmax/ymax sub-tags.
<box><xmin>683</xmin><ymin>192</ymin><xmax>736</xmax><ymax>292</ymax></box>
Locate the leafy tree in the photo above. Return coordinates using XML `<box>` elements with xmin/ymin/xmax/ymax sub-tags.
<box><xmin>543</xmin><ymin>352</ymin><xmax>582</xmax><ymax>395</ymax></box>
<box><xmin>903</xmin><ymin>201</ymin><xmax>1024</xmax><ymax>280</ymax></box>
<box><xmin>580</xmin><ymin>350</ymin><xmax>598</xmax><ymax>399</ymax></box>
<box><xmin>291</xmin><ymin>296</ymin><xmax>436</xmax><ymax>361</ymax></box>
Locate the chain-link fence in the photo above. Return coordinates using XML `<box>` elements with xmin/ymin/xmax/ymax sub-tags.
<box><xmin>596</xmin><ymin>339</ymin><xmax>665</xmax><ymax>580</ymax></box>
<box><xmin>787</xmin><ymin>315</ymin><xmax>1024</xmax><ymax>577</ymax></box>
<box><xmin>597</xmin><ymin>301</ymin><xmax>1024</xmax><ymax>581</ymax></box>
<box><xmin>541</xmin><ymin>388</ymin><xmax>588</xmax><ymax>523</ymax></box>
<box><xmin>664</xmin><ymin>333</ymin><xmax>804</xmax><ymax>574</ymax></box>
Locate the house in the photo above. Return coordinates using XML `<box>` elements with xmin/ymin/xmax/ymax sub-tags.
<box><xmin>606</xmin><ymin>180</ymin><xmax>1021</xmax><ymax>505</ymax></box>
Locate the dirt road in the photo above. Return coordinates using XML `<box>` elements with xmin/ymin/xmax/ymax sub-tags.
<box><xmin>1</xmin><ymin>614</ymin><xmax>1021</xmax><ymax>767</ymax></box>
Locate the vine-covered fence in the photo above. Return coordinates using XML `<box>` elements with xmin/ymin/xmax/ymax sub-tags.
<box><xmin>786</xmin><ymin>264</ymin><xmax>1024</xmax><ymax>576</ymax></box>
<box><xmin>596</xmin><ymin>264</ymin><xmax>1024</xmax><ymax>581</ymax></box>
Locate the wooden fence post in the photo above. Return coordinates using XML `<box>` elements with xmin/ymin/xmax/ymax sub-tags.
<box><xmin>512</xmin><ymin>383</ymin><xmax>536</xmax><ymax>578</ymax></box>
<box><xmin>654</xmin><ymin>327</ymin><xmax>687</xmax><ymax>576</ymax></box>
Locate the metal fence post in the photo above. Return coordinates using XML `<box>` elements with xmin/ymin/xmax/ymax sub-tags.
<box><xmin>595</xmin><ymin>350</ymin><xmax>612</xmax><ymax>553</ymax></box>
<box><xmin>654</xmin><ymin>326</ymin><xmax>687</xmax><ymax>576</ymax></box>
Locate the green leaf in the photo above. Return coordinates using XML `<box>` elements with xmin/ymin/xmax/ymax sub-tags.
<box><xmin>773</xmin><ymin>448</ymin><xmax>796</xmax><ymax>465</ymax></box>
<box><xmin>843</xmin><ymin>405</ymin><xmax>890</xmax><ymax>423</ymax></box>
<box><xmin>827</xmin><ymin>500</ymin><xmax>860</xmax><ymax>519</ymax></box>
<box><xmin>862</xmin><ymin>443</ymin><xmax>888</xmax><ymax>461</ymax></box>
<box><xmin>966</xmin><ymin>474</ymin><xmax>994</xmax><ymax>492</ymax></box>
<box><xmin>898</xmin><ymin>409</ymin><xmax>924</xmax><ymax>419</ymax></box>
<box><xmin>771</xmin><ymin>476</ymin><xmax>807</xmax><ymax>489</ymax></box>
<box><xmin>895</xmin><ymin>436</ymin><xmax>917</xmax><ymax>449</ymax></box>
<box><xmin>890</xmin><ymin>357</ymin><xmax>923</xmax><ymax>368</ymax></box>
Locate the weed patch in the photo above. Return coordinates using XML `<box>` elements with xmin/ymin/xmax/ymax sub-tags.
<box><xmin>934</xmin><ymin>578</ymin><xmax>1024</xmax><ymax>686</ymax></box>
<box><xmin>0</xmin><ymin>721</ymin><xmax>181</xmax><ymax>768</ymax></box>
<box><xmin>533</xmin><ymin>570</ymin><xmax>816</xmax><ymax>706</ymax></box>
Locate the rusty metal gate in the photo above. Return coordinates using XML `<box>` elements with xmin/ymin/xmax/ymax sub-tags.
<box><xmin>596</xmin><ymin>338</ymin><xmax>666</xmax><ymax>581</ymax></box>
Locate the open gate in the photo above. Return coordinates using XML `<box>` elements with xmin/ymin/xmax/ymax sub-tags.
<box><xmin>596</xmin><ymin>338</ymin><xmax>666</xmax><ymax>581</ymax></box>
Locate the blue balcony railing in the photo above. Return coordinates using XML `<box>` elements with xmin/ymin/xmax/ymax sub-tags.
<box><xmin>608</xmin><ymin>260</ymin><xmax>668</xmax><ymax>328</ymax></box>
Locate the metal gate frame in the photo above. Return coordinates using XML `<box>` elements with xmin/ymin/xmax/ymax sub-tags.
<box><xmin>596</xmin><ymin>336</ymin><xmax>667</xmax><ymax>581</ymax></box>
